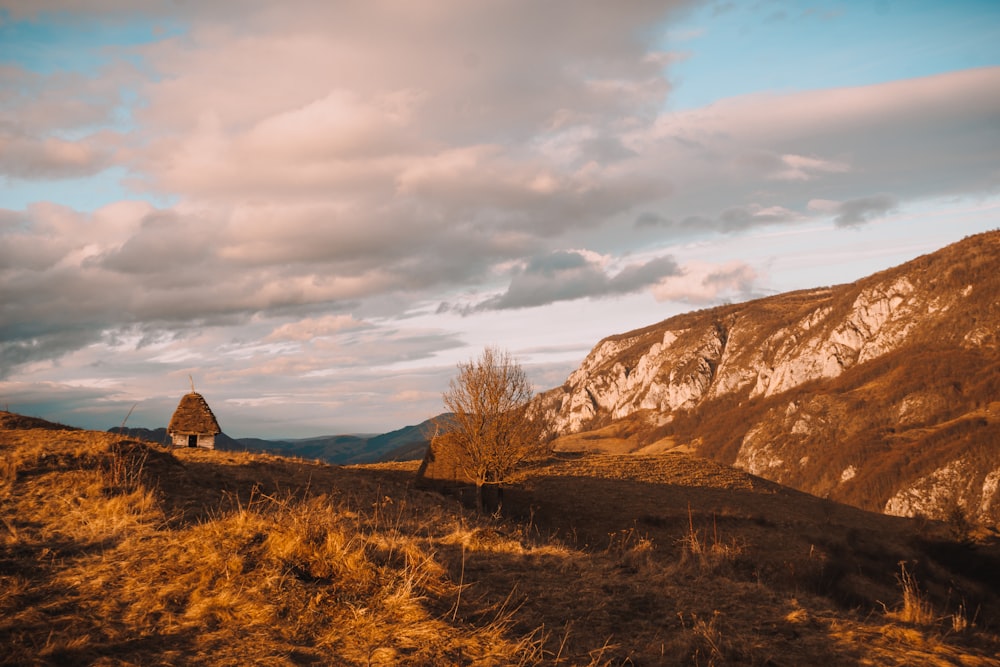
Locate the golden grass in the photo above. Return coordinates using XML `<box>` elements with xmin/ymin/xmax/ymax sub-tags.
<box><xmin>1</xmin><ymin>422</ymin><xmax>543</xmax><ymax>665</ymax></box>
<box><xmin>888</xmin><ymin>561</ymin><xmax>938</xmax><ymax>627</ymax></box>
<box><xmin>550</xmin><ymin>420</ymin><xmax>646</xmax><ymax>455</ymax></box>
<box><xmin>3</xmin><ymin>413</ymin><xmax>1000</xmax><ymax>665</ymax></box>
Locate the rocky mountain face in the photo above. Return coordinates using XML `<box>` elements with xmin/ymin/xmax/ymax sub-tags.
<box><xmin>536</xmin><ymin>231</ymin><xmax>1000</xmax><ymax>526</ymax></box>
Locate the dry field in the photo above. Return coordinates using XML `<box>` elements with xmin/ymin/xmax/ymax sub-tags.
<box><xmin>2</xmin><ymin>411</ymin><xmax>999</xmax><ymax>665</ymax></box>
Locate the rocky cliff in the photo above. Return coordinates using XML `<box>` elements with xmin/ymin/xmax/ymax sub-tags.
<box><xmin>537</xmin><ymin>231</ymin><xmax>1000</xmax><ymax>526</ymax></box>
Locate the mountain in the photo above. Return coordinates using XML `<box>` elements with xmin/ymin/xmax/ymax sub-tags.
<box><xmin>536</xmin><ymin>231</ymin><xmax>1000</xmax><ymax>525</ymax></box>
<box><xmin>108</xmin><ymin>426</ymin><xmax>170</xmax><ymax>445</ymax></box>
<box><xmin>110</xmin><ymin>417</ymin><xmax>438</xmax><ymax>465</ymax></box>
<box><xmin>359</xmin><ymin>417</ymin><xmax>442</xmax><ymax>463</ymax></box>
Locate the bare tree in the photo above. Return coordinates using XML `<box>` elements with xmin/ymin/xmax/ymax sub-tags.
<box><xmin>439</xmin><ymin>346</ymin><xmax>546</xmax><ymax>512</ymax></box>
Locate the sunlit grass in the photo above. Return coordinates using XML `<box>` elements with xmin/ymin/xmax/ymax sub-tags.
<box><xmin>2</xmin><ymin>413</ymin><xmax>999</xmax><ymax>665</ymax></box>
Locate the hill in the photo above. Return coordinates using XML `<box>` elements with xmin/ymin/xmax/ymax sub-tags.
<box><xmin>4</xmin><ymin>411</ymin><xmax>1000</xmax><ymax>665</ymax></box>
<box><xmin>536</xmin><ymin>231</ymin><xmax>1000</xmax><ymax>526</ymax></box>
<box><xmin>110</xmin><ymin>417</ymin><xmax>437</xmax><ymax>465</ymax></box>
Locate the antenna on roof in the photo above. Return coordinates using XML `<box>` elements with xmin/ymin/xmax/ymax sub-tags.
<box><xmin>189</xmin><ymin>374</ymin><xmax>196</xmax><ymax>393</ymax></box>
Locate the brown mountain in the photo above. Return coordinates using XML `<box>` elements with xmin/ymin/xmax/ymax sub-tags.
<box><xmin>536</xmin><ymin>230</ymin><xmax>1000</xmax><ymax>526</ymax></box>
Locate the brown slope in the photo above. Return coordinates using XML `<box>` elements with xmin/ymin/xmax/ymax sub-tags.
<box><xmin>4</xmin><ymin>413</ymin><xmax>1000</xmax><ymax>665</ymax></box>
<box><xmin>538</xmin><ymin>230</ymin><xmax>1000</xmax><ymax>525</ymax></box>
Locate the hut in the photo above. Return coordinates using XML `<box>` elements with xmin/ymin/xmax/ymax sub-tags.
<box><xmin>167</xmin><ymin>392</ymin><xmax>221</xmax><ymax>449</ymax></box>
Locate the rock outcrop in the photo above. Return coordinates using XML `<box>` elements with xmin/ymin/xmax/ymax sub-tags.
<box><xmin>537</xmin><ymin>231</ymin><xmax>1000</xmax><ymax>525</ymax></box>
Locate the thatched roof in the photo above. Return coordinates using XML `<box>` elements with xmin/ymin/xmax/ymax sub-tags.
<box><xmin>168</xmin><ymin>392</ymin><xmax>221</xmax><ymax>435</ymax></box>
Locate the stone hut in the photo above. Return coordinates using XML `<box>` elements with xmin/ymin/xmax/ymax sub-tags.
<box><xmin>167</xmin><ymin>392</ymin><xmax>221</xmax><ymax>449</ymax></box>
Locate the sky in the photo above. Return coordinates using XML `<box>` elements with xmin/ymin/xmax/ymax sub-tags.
<box><xmin>1</xmin><ymin>0</ymin><xmax>998</xmax><ymax>438</ymax></box>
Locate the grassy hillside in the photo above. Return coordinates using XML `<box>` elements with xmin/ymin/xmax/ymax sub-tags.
<box><xmin>3</xmin><ymin>411</ymin><xmax>1000</xmax><ymax>665</ymax></box>
<box><xmin>644</xmin><ymin>346</ymin><xmax>1000</xmax><ymax>516</ymax></box>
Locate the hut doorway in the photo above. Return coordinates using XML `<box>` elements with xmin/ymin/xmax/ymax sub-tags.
<box><xmin>187</xmin><ymin>435</ymin><xmax>197</xmax><ymax>448</ymax></box>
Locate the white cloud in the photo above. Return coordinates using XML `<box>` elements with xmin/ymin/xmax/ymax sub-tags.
<box><xmin>652</xmin><ymin>260</ymin><xmax>760</xmax><ymax>304</ymax></box>
<box><xmin>770</xmin><ymin>153</ymin><xmax>850</xmax><ymax>181</ymax></box>
<box><xmin>637</xmin><ymin>67</ymin><xmax>1000</xmax><ymax>227</ymax></box>
<box><xmin>0</xmin><ymin>132</ymin><xmax>115</xmax><ymax>179</ymax></box>
<box><xmin>265</xmin><ymin>315</ymin><xmax>369</xmax><ymax>342</ymax></box>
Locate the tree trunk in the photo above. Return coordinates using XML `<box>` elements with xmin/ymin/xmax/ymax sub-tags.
<box><xmin>480</xmin><ymin>483</ymin><xmax>503</xmax><ymax>515</ymax></box>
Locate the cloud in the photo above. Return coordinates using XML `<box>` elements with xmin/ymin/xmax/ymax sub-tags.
<box><xmin>309</xmin><ymin>326</ymin><xmax>469</xmax><ymax>369</ymax></box>
<box><xmin>470</xmin><ymin>250</ymin><xmax>681</xmax><ymax>311</ymax></box>
<box><xmin>0</xmin><ymin>64</ymin><xmax>137</xmax><ymax>182</ymax></box>
<box><xmin>0</xmin><ymin>329</ymin><xmax>464</xmax><ymax>436</ymax></box>
<box><xmin>0</xmin><ymin>329</ymin><xmax>104</xmax><ymax>380</ymax></box>
<box><xmin>265</xmin><ymin>315</ymin><xmax>369</xmax><ymax>342</ymax></box>
<box><xmin>96</xmin><ymin>209</ymin><xmax>218</xmax><ymax>275</ymax></box>
<box><xmin>652</xmin><ymin>260</ymin><xmax>759</xmax><ymax>304</ymax></box>
<box><xmin>634</xmin><ymin>211</ymin><xmax>673</xmax><ymax>228</ymax></box>
<box><xmin>0</xmin><ymin>192</ymin><xmax>535</xmax><ymax>378</ymax></box>
<box><xmin>633</xmin><ymin>204</ymin><xmax>800</xmax><ymax>234</ymax></box>
<box><xmin>833</xmin><ymin>195</ymin><xmax>898</xmax><ymax>228</ymax></box>
<box><xmin>0</xmin><ymin>65</ymin><xmax>131</xmax><ymax>134</ymax></box>
<box><xmin>0</xmin><ymin>131</ymin><xmax>116</xmax><ymax>179</ymax></box>
<box><xmin>638</xmin><ymin>67</ymin><xmax>1000</xmax><ymax>229</ymax></box>
<box><xmin>719</xmin><ymin>204</ymin><xmax>801</xmax><ymax>232</ymax></box>
<box><xmin>769</xmin><ymin>153</ymin><xmax>850</xmax><ymax>181</ymax></box>
<box><xmin>0</xmin><ymin>379</ymin><xmax>126</xmax><ymax>424</ymax></box>
<box><xmin>808</xmin><ymin>194</ymin><xmax>898</xmax><ymax>227</ymax></box>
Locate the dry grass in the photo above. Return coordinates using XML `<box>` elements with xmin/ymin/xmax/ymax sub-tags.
<box><xmin>3</xmin><ymin>413</ymin><xmax>1000</xmax><ymax>665</ymax></box>
<box><xmin>550</xmin><ymin>421</ymin><xmax>642</xmax><ymax>455</ymax></box>
<box><xmin>0</xmin><ymin>418</ymin><xmax>540</xmax><ymax>665</ymax></box>
<box><xmin>887</xmin><ymin>561</ymin><xmax>937</xmax><ymax>626</ymax></box>
<box><xmin>57</xmin><ymin>491</ymin><xmax>531</xmax><ymax>665</ymax></box>
<box><xmin>676</xmin><ymin>504</ymin><xmax>746</xmax><ymax>574</ymax></box>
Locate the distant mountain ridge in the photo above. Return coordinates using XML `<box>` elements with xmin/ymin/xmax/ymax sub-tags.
<box><xmin>110</xmin><ymin>417</ymin><xmax>438</xmax><ymax>465</ymax></box>
<box><xmin>536</xmin><ymin>231</ymin><xmax>1000</xmax><ymax>526</ymax></box>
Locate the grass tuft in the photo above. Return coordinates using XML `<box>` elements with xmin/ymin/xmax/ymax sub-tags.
<box><xmin>887</xmin><ymin>561</ymin><xmax>937</xmax><ymax>626</ymax></box>
<box><xmin>678</xmin><ymin>506</ymin><xmax>745</xmax><ymax>574</ymax></box>
<box><xmin>100</xmin><ymin>439</ymin><xmax>150</xmax><ymax>495</ymax></box>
